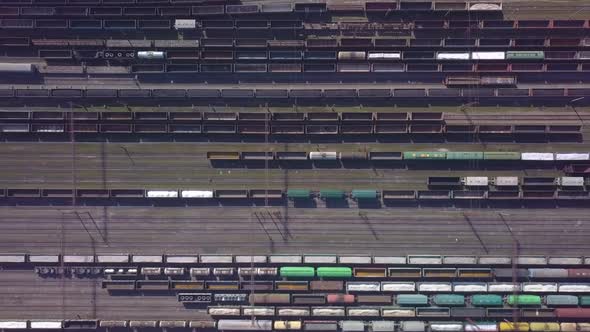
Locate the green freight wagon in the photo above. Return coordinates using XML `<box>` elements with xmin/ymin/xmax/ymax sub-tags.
<box><xmin>280</xmin><ymin>266</ymin><xmax>315</xmax><ymax>278</ymax></box>
<box><xmin>580</xmin><ymin>296</ymin><xmax>590</xmax><ymax>306</ymax></box>
<box><xmin>506</xmin><ymin>51</ymin><xmax>545</xmax><ymax>60</ymax></box>
<box><xmin>397</xmin><ymin>294</ymin><xmax>429</xmax><ymax>306</ymax></box>
<box><xmin>472</xmin><ymin>294</ymin><xmax>503</xmax><ymax>307</ymax></box>
<box><xmin>351</xmin><ymin>189</ymin><xmax>378</xmax><ymax>200</ymax></box>
<box><xmin>483</xmin><ymin>152</ymin><xmax>522</xmax><ymax>160</ymax></box>
<box><xmin>287</xmin><ymin>189</ymin><xmax>311</xmax><ymax>199</ymax></box>
<box><xmin>433</xmin><ymin>294</ymin><xmax>465</xmax><ymax>306</ymax></box>
<box><xmin>446</xmin><ymin>152</ymin><xmax>484</xmax><ymax>160</ymax></box>
<box><xmin>317</xmin><ymin>267</ymin><xmax>353</xmax><ymax>278</ymax></box>
<box><xmin>320</xmin><ymin>189</ymin><xmax>345</xmax><ymax>199</ymax></box>
<box><xmin>508</xmin><ymin>295</ymin><xmax>542</xmax><ymax>306</ymax></box>
<box><xmin>403</xmin><ymin>152</ymin><xmax>447</xmax><ymax>160</ymax></box>
<box><xmin>546</xmin><ymin>295</ymin><xmax>578</xmax><ymax>306</ymax></box>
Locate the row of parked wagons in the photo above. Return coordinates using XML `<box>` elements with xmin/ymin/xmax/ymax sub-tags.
<box><xmin>32</xmin><ymin>51</ymin><xmax>586</xmax><ymax>62</ymax></box>
<box><xmin>128</xmin><ymin>267</ymin><xmax>590</xmax><ymax>280</ymax></box>
<box><xmin>215</xmin><ymin>319</ymin><xmax>590</xmax><ymax>331</ymax></box>
<box><xmin>11</xmin><ymin>319</ymin><xmax>590</xmax><ymax>332</ymax></box>
<box><xmin>207</xmin><ymin>151</ymin><xmax>590</xmax><ymax>161</ymax></box>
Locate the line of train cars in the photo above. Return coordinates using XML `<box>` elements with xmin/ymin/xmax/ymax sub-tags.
<box><xmin>6</xmin><ymin>320</ymin><xmax>590</xmax><ymax>332</ymax></box>
<box><xmin>207</xmin><ymin>151</ymin><xmax>590</xmax><ymax>173</ymax></box>
<box><xmin>102</xmin><ymin>51</ymin><xmax>576</xmax><ymax>62</ymax></box>
<box><xmin>212</xmin><ymin>320</ymin><xmax>590</xmax><ymax>332</ymax></box>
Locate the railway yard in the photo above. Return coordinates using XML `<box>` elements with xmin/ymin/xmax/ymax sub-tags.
<box><xmin>2</xmin><ymin>0</ymin><xmax>590</xmax><ymax>330</ymax></box>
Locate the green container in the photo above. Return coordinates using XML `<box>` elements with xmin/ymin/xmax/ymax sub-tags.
<box><xmin>397</xmin><ymin>294</ymin><xmax>429</xmax><ymax>306</ymax></box>
<box><xmin>506</xmin><ymin>51</ymin><xmax>545</xmax><ymax>60</ymax></box>
<box><xmin>316</xmin><ymin>267</ymin><xmax>353</xmax><ymax>278</ymax></box>
<box><xmin>433</xmin><ymin>294</ymin><xmax>465</xmax><ymax>306</ymax></box>
<box><xmin>472</xmin><ymin>294</ymin><xmax>503</xmax><ymax>307</ymax></box>
<box><xmin>546</xmin><ymin>295</ymin><xmax>578</xmax><ymax>306</ymax></box>
<box><xmin>483</xmin><ymin>152</ymin><xmax>522</xmax><ymax>160</ymax></box>
<box><xmin>320</xmin><ymin>189</ymin><xmax>345</xmax><ymax>199</ymax></box>
<box><xmin>280</xmin><ymin>266</ymin><xmax>315</xmax><ymax>278</ymax></box>
<box><xmin>446</xmin><ymin>152</ymin><xmax>484</xmax><ymax>160</ymax></box>
<box><xmin>580</xmin><ymin>296</ymin><xmax>590</xmax><ymax>306</ymax></box>
<box><xmin>351</xmin><ymin>189</ymin><xmax>378</xmax><ymax>200</ymax></box>
<box><xmin>403</xmin><ymin>152</ymin><xmax>447</xmax><ymax>160</ymax></box>
<box><xmin>287</xmin><ymin>189</ymin><xmax>310</xmax><ymax>199</ymax></box>
<box><xmin>508</xmin><ymin>295</ymin><xmax>542</xmax><ymax>306</ymax></box>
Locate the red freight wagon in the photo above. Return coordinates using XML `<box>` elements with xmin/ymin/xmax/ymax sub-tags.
<box><xmin>555</xmin><ymin>308</ymin><xmax>590</xmax><ymax>318</ymax></box>
<box><xmin>326</xmin><ymin>294</ymin><xmax>355</xmax><ymax>304</ymax></box>
<box><xmin>568</xmin><ymin>269</ymin><xmax>590</xmax><ymax>278</ymax></box>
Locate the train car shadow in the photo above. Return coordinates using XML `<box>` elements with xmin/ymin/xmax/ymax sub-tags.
<box><xmin>357</xmin><ymin>200</ymin><xmax>382</xmax><ymax>209</ymax></box>
<box><xmin>324</xmin><ymin>199</ymin><xmax>350</xmax><ymax>208</ymax></box>
<box><xmin>292</xmin><ymin>199</ymin><xmax>317</xmax><ymax>208</ymax></box>
<box><xmin>418</xmin><ymin>200</ymin><xmax>454</xmax><ymax>208</ymax></box>
<box><xmin>383</xmin><ymin>200</ymin><xmax>419</xmax><ymax>208</ymax></box>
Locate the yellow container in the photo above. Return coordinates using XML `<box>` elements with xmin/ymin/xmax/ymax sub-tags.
<box><xmin>500</xmin><ymin>322</ymin><xmax>530</xmax><ymax>332</ymax></box>
<box><xmin>530</xmin><ymin>323</ymin><xmax>559</xmax><ymax>332</ymax></box>
<box><xmin>274</xmin><ymin>321</ymin><xmax>302</xmax><ymax>330</ymax></box>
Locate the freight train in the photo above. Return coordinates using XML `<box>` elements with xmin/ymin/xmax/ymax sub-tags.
<box><xmin>207</xmin><ymin>151</ymin><xmax>590</xmax><ymax>162</ymax></box>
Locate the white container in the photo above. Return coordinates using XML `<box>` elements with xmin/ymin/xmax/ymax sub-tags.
<box><xmin>368</xmin><ymin>52</ymin><xmax>401</xmax><ymax>60</ymax></box>
<box><xmin>311</xmin><ymin>307</ymin><xmax>345</xmax><ymax>316</ymax></box>
<box><xmin>559</xmin><ymin>177</ymin><xmax>585</xmax><ymax>186</ymax></box>
<box><xmin>418</xmin><ymin>282</ymin><xmax>452</xmax><ymax>292</ymax></box>
<box><xmin>166</xmin><ymin>255</ymin><xmax>199</xmax><ymax>263</ymax></box>
<box><xmin>494</xmin><ymin>176</ymin><xmax>519</xmax><ymax>187</ymax></box>
<box><xmin>146</xmin><ymin>190</ymin><xmax>178</xmax><ymax>198</ymax></box>
<box><xmin>382</xmin><ymin>309</ymin><xmax>415</xmax><ymax>317</ymax></box>
<box><xmin>304</xmin><ymin>255</ymin><xmax>337</xmax><ymax>264</ymax></box>
<box><xmin>0</xmin><ymin>63</ymin><xmax>34</xmax><ymax>72</ymax></box>
<box><xmin>348</xmin><ymin>308</ymin><xmax>380</xmax><ymax>316</ymax></box>
<box><xmin>465</xmin><ymin>323</ymin><xmax>498</xmax><ymax>332</ymax></box>
<box><xmin>164</xmin><ymin>267</ymin><xmax>185</xmax><ymax>275</ymax></box>
<box><xmin>523</xmin><ymin>283</ymin><xmax>557</xmax><ymax>292</ymax></box>
<box><xmin>132</xmin><ymin>255</ymin><xmax>162</xmax><ymax>263</ymax></box>
<box><xmin>346</xmin><ymin>282</ymin><xmax>380</xmax><ymax>292</ymax></box>
<box><xmin>29</xmin><ymin>255</ymin><xmax>60</xmax><ymax>263</ymax></box>
<box><xmin>269</xmin><ymin>255</ymin><xmax>301</xmax><ymax>263</ymax></box>
<box><xmin>559</xmin><ymin>283</ymin><xmax>590</xmax><ymax>293</ymax></box>
<box><xmin>488</xmin><ymin>283</ymin><xmax>520</xmax><ymax>292</ymax></box>
<box><xmin>436</xmin><ymin>53</ymin><xmax>470</xmax><ymax>60</ymax></box>
<box><xmin>0</xmin><ymin>321</ymin><xmax>28</xmax><ymax>329</ymax></box>
<box><xmin>141</xmin><ymin>267</ymin><xmax>162</xmax><ymax>275</ymax></box>
<box><xmin>174</xmin><ymin>19</ymin><xmax>196</xmax><ymax>29</ymax></box>
<box><xmin>243</xmin><ymin>307</ymin><xmax>275</xmax><ymax>316</ymax></box>
<box><xmin>431</xmin><ymin>323</ymin><xmax>463</xmax><ymax>332</ymax></box>
<box><xmin>137</xmin><ymin>51</ymin><xmax>165</xmax><ymax>59</ymax></box>
<box><xmin>217</xmin><ymin>320</ymin><xmax>273</xmax><ymax>331</ymax></box>
<box><xmin>555</xmin><ymin>153</ymin><xmax>589</xmax><ymax>161</ymax></box>
<box><xmin>521</xmin><ymin>153</ymin><xmax>554</xmax><ymax>161</ymax></box>
<box><xmin>200</xmin><ymin>255</ymin><xmax>232</xmax><ymax>263</ymax></box>
<box><xmin>181</xmin><ymin>190</ymin><xmax>214</xmax><ymax>198</ymax></box>
<box><xmin>381</xmin><ymin>282</ymin><xmax>415</xmax><ymax>292</ymax></box>
<box><xmin>463</xmin><ymin>176</ymin><xmax>489</xmax><ymax>186</ymax></box>
<box><xmin>277</xmin><ymin>308</ymin><xmax>310</xmax><ymax>316</ymax></box>
<box><xmin>30</xmin><ymin>321</ymin><xmax>63</xmax><ymax>329</ymax></box>
<box><xmin>471</xmin><ymin>52</ymin><xmax>505</xmax><ymax>60</ymax></box>
<box><xmin>208</xmin><ymin>308</ymin><xmax>241</xmax><ymax>316</ymax></box>
<box><xmin>309</xmin><ymin>151</ymin><xmax>338</xmax><ymax>160</ymax></box>
<box><xmin>190</xmin><ymin>268</ymin><xmax>210</xmax><ymax>276</ymax></box>
<box><xmin>339</xmin><ymin>256</ymin><xmax>371</xmax><ymax>264</ymax></box>
<box><xmin>213</xmin><ymin>267</ymin><xmax>234</xmax><ymax>276</ymax></box>
<box><xmin>453</xmin><ymin>283</ymin><xmax>487</xmax><ymax>292</ymax></box>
